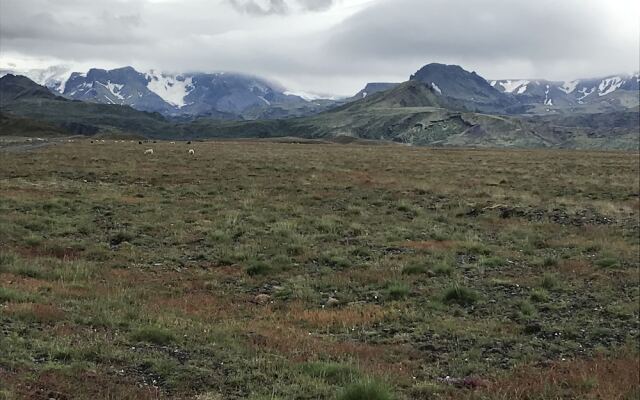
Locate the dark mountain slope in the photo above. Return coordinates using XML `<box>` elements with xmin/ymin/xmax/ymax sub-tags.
<box><xmin>0</xmin><ymin>112</ymin><xmax>69</xmax><ymax>137</ymax></box>
<box><xmin>0</xmin><ymin>74</ymin><xmax>174</xmax><ymax>136</ymax></box>
<box><xmin>349</xmin><ymin>82</ymin><xmax>400</xmax><ymax>101</ymax></box>
<box><xmin>410</xmin><ymin>63</ymin><xmax>524</xmax><ymax>113</ymax></box>
<box><xmin>0</xmin><ymin>74</ymin><xmax>59</xmax><ymax>102</ymax></box>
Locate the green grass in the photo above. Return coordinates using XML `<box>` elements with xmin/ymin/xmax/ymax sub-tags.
<box><xmin>530</xmin><ymin>288</ymin><xmax>550</xmax><ymax>303</ymax></box>
<box><xmin>338</xmin><ymin>380</ymin><xmax>395</xmax><ymax>400</ymax></box>
<box><xmin>302</xmin><ymin>362</ymin><xmax>360</xmax><ymax>385</ymax></box>
<box><xmin>246</xmin><ymin>261</ymin><xmax>272</xmax><ymax>276</ymax></box>
<box><xmin>0</xmin><ymin>141</ymin><xmax>637</xmax><ymax>399</ymax></box>
<box><xmin>0</xmin><ymin>287</ymin><xmax>31</xmax><ymax>303</ymax></box>
<box><xmin>595</xmin><ymin>257</ymin><xmax>620</xmax><ymax>268</ymax></box>
<box><xmin>386</xmin><ymin>282</ymin><xmax>410</xmax><ymax>300</ymax></box>
<box><xmin>443</xmin><ymin>283</ymin><xmax>479</xmax><ymax>306</ymax></box>
<box><xmin>401</xmin><ymin>264</ymin><xmax>427</xmax><ymax>275</ymax></box>
<box><xmin>480</xmin><ymin>256</ymin><xmax>506</xmax><ymax>268</ymax></box>
<box><xmin>541</xmin><ymin>273</ymin><xmax>560</xmax><ymax>290</ymax></box>
<box><xmin>431</xmin><ymin>263</ymin><xmax>453</xmax><ymax>276</ymax></box>
<box><xmin>130</xmin><ymin>327</ymin><xmax>175</xmax><ymax>345</ymax></box>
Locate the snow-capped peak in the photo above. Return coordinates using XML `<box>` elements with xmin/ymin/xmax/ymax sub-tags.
<box><xmin>0</xmin><ymin>65</ymin><xmax>73</xmax><ymax>93</ymax></box>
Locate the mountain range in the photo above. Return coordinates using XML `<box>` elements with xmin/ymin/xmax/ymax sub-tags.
<box><xmin>2</xmin><ymin>64</ymin><xmax>638</xmax><ymax>119</ymax></box>
<box><xmin>345</xmin><ymin>65</ymin><xmax>639</xmax><ymax>115</ymax></box>
<box><xmin>490</xmin><ymin>74</ymin><xmax>639</xmax><ymax>113</ymax></box>
<box><xmin>0</xmin><ymin>66</ymin><xmax>337</xmax><ymax>120</ymax></box>
<box><xmin>1</xmin><ymin>63</ymin><xmax>638</xmax><ymax>149</ymax></box>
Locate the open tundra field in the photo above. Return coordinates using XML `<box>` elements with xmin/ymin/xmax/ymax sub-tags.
<box><xmin>0</xmin><ymin>140</ymin><xmax>638</xmax><ymax>399</ymax></box>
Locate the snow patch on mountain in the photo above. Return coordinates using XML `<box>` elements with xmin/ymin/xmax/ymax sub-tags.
<box><xmin>98</xmin><ymin>81</ymin><xmax>125</xmax><ymax>100</ymax></box>
<box><xmin>577</xmin><ymin>87</ymin><xmax>595</xmax><ymax>102</ymax></box>
<box><xmin>146</xmin><ymin>70</ymin><xmax>193</xmax><ymax>108</ymax></box>
<box><xmin>598</xmin><ymin>77</ymin><xmax>623</xmax><ymax>96</ymax></box>
<box><xmin>283</xmin><ymin>90</ymin><xmax>337</xmax><ymax>101</ymax></box>
<box><xmin>559</xmin><ymin>80</ymin><xmax>579</xmax><ymax>94</ymax></box>
<box><xmin>499</xmin><ymin>80</ymin><xmax>529</xmax><ymax>94</ymax></box>
<box><xmin>0</xmin><ymin>65</ymin><xmax>73</xmax><ymax>93</ymax></box>
<box><xmin>68</xmin><ymin>82</ymin><xmax>93</xmax><ymax>97</ymax></box>
<box><xmin>543</xmin><ymin>85</ymin><xmax>553</xmax><ymax>106</ymax></box>
<box><xmin>431</xmin><ymin>82</ymin><xmax>442</xmax><ymax>94</ymax></box>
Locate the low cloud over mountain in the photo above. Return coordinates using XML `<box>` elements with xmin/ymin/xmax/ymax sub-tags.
<box><xmin>0</xmin><ymin>0</ymin><xmax>638</xmax><ymax>96</ymax></box>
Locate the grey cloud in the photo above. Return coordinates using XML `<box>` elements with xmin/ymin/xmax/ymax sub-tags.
<box><xmin>0</xmin><ymin>0</ymin><xmax>637</xmax><ymax>95</ymax></box>
<box><xmin>227</xmin><ymin>0</ymin><xmax>333</xmax><ymax>15</ymax></box>
<box><xmin>0</xmin><ymin>0</ymin><xmax>145</xmax><ymax>45</ymax></box>
<box><xmin>297</xmin><ymin>0</ymin><xmax>333</xmax><ymax>11</ymax></box>
<box><xmin>325</xmin><ymin>0</ymin><xmax>639</xmax><ymax>80</ymax></box>
<box><xmin>228</xmin><ymin>0</ymin><xmax>288</xmax><ymax>15</ymax></box>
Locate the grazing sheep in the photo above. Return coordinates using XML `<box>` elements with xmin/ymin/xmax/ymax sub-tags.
<box><xmin>170</xmin><ymin>141</ymin><xmax>176</xmax><ymax>144</ymax></box>
<box><xmin>188</xmin><ymin>149</ymin><xmax>195</xmax><ymax>155</ymax></box>
<box><xmin>144</xmin><ymin>149</ymin><xmax>154</xmax><ymax>155</ymax></box>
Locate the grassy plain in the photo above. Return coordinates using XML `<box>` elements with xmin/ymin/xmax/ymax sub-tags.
<box><xmin>0</xmin><ymin>140</ymin><xmax>638</xmax><ymax>399</ymax></box>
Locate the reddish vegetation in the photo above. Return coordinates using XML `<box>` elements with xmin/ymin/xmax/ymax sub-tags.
<box><xmin>558</xmin><ymin>259</ymin><xmax>596</xmax><ymax>276</ymax></box>
<box><xmin>14</xmin><ymin>244</ymin><xmax>81</xmax><ymax>260</ymax></box>
<box><xmin>286</xmin><ymin>302</ymin><xmax>388</xmax><ymax>330</ymax></box>
<box><xmin>4</xmin><ymin>303</ymin><xmax>65</xmax><ymax>323</ymax></box>
<box><xmin>471</xmin><ymin>355</ymin><xmax>640</xmax><ymax>400</ymax></box>
<box><xmin>246</xmin><ymin>322</ymin><xmax>417</xmax><ymax>381</ymax></box>
<box><xmin>402</xmin><ymin>240</ymin><xmax>458</xmax><ymax>250</ymax></box>
<box><xmin>0</xmin><ymin>272</ymin><xmax>50</xmax><ymax>292</ymax></box>
<box><xmin>8</xmin><ymin>369</ymin><xmax>159</xmax><ymax>400</ymax></box>
<box><xmin>148</xmin><ymin>291</ymin><xmax>250</xmax><ymax>321</ymax></box>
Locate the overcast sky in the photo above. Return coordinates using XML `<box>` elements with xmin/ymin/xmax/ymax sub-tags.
<box><xmin>0</xmin><ymin>0</ymin><xmax>638</xmax><ymax>96</ymax></box>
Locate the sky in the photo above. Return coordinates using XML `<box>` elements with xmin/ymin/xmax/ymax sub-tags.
<box><xmin>0</xmin><ymin>0</ymin><xmax>638</xmax><ymax>96</ymax></box>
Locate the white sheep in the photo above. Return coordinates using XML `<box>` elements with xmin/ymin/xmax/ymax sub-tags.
<box><xmin>144</xmin><ymin>149</ymin><xmax>154</xmax><ymax>155</ymax></box>
<box><xmin>188</xmin><ymin>149</ymin><xmax>195</xmax><ymax>155</ymax></box>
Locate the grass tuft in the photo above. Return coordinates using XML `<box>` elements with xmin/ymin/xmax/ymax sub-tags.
<box><xmin>246</xmin><ymin>261</ymin><xmax>272</xmax><ymax>276</ymax></box>
<box><xmin>401</xmin><ymin>264</ymin><xmax>427</xmax><ymax>275</ymax></box>
<box><xmin>386</xmin><ymin>282</ymin><xmax>410</xmax><ymax>300</ymax></box>
<box><xmin>302</xmin><ymin>362</ymin><xmax>360</xmax><ymax>385</ymax></box>
<box><xmin>595</xmin><ymin>257</ymin><xmax>619</xmax><ymax>268</ymax></box>
<box><xmin>541</xmin><ymin>273</ymin><xmax>560</xmax><ymax>290</ymax></box>
<box><xmin>338</xmin><ymin>379</ymin><xmax>395</xmax><ymax>400</ymax></box>
<box><xmin>130</xmin><ymin>327</ymin><xmax>175</xmax><ymax>345</ymax></box>
<box><xmin>443</xmin><ymin>283</ymin><xmax>478</xmax><ymax>306</ymax></box>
